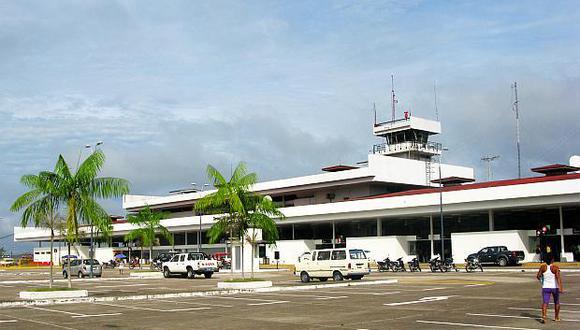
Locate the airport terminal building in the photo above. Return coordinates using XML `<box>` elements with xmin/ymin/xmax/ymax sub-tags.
<box><xmin>15</xmin><ymin>116</ymin><xmax>580</xmax><ymax>265</ymax></box>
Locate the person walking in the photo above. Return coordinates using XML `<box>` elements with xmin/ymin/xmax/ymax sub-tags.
<box><xmin>536</xmin><ymin>254</ymin><xmax>564</xmax><ymax>323</ymax></box>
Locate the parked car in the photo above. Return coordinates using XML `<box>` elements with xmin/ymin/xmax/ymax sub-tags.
<box><xmin>0</xmin><ymin>257</ymin><xmax>15</xmax><ymax>267</ymax></box>
<box><xmin>467</xmin><ymin>246</ymin><xmax>525</xmax><ymax>266</ymax></box>
<box><xmin>162</xmin><ymin>252</ymin><xmax>219</xmax><ymax>279</ymax></box>
<box><xmin>295</xmin><ymin>248</ymin><xmax>370</xmax><ymax>282</ymax></box>
<box><xmin>62</xmin><ymin>259</ymin><xmax>102</xmax><ymax>278</ymax></box>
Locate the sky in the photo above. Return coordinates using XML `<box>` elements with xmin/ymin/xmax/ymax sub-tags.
<box><xmin>1</xmin><ymin>1</ymin><xmax>580</xmax><ymax>252</ymax></box>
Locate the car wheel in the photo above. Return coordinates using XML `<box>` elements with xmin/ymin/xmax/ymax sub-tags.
<box><xmin>332</xmin><ymin>271</ymin><xmax>344</xmax><ymax>281</ymax></box>
<box><xmin>498</xmin><ymin>258</ymin><xmax>508</xmax><ymax>267</ymax></box>
<box><xmin>204</xmin><ymin>272</ymin><xmax>213</xmax><ymax>279</ymax></box>
<box><xmin>63</xmin><ymin>271</ymin><xmax>68</xmax><ymax>279</ymax></box>
<box><xmin>78</xmin><ymin>272</ymin><xmax>84</xmax><ymax>278</ymax></box>
<box><xmin>319</xmin><ymin>278</ymin><xmax>328</xmax><ymax>282</ymax></box>
<box><xmin>163</xmin><ymin>267</ymin><xmax>171</xmax><ymax>278</ymax></box>
<box><xmin>300</xmin><ymin>271</ymin><xmax>310</xmax><ymax>283</ymax></box>
<box><xmin>465</xmin><ymin>265</ymin><xmax>472</xmax><ymax>273</ymax></box>
<box><xmin>186</xmin><ymin>267</ymin><xmax>195</xmax><ymax>279</ymax></box>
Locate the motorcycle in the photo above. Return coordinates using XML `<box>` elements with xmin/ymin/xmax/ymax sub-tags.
<box><xmin>465</xmin><ymin>257</ymin><xmax>483</xmax><ymax>272</ymax></box>
<box><xmin>407</xmin><ymin>257</ymin><xmax>421</xmax><ymax>272</ymax></box>
<box><xmin>428</xmin><ymin>256</ymin><xmax>442</xmax><ymax>272</ymax></box>
<box><xmin>440</xmin><ymin>257</ymin><xmax>458</xmax><ymax>272</ymax></box>
<box><xmin>391</xmin><ymin>257</ymin><xmax>406</xmax><ymax>272</ymax></box>
<box><xmin>377</xmin><ymin>257</ymin><xmax>393</xmax><ymax>272</ymax></box>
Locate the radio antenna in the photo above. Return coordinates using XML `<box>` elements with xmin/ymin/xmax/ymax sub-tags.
<box><xmin>512</xmin><ymin>82</ymin><xmax>522</xmax><ymax>178</ymax></box>
<box><xmin>391</xmin><ymin>74</ymin><xmax>397</xmax><ymax>121</ymax></box>
<box><xmin>434</xmin><ymin>80</ymin><xmax>439</xmax><ymax>120</ymax></box>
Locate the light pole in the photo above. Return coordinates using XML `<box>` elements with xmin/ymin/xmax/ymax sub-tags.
<box><xmin>192</xmin><ymin>183</ymin><xmax>209</xmax><ymax>252</ymax></box>
<box><xmin>86</xmin><ymin>141</ymin><xmax>103</xmax><ymax>278</ymax></box>
<box><xmin>438</xmin><ymin>147</ymin><xmax>449</xmax><ymax>260</ymax></box>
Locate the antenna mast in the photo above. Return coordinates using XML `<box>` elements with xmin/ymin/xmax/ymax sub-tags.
<box><xmin>434</xmin><ymin>80</ymin><xmax>439</xmax><ymax>120</ymax></box>
<box><xmin>391</xmin><ymin>74</ymin><xmax>397</xmax><ymax>121</ymax></box>
<box><xmin>481</xmin><ymin>155</ymin><xmax>500</xmax><ymax>181</ymax></box>
<box><xmin>373</xmin><ymin>102</ymin><xmax>377</xmax><ymax>126</ymax></box>
<box><xmin>512</xmin><ymin>82</ymin><xmax>521</xmax><ymax>178</ymax></box>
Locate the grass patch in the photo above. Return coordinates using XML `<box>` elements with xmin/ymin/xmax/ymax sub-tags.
<box><xmin>224</xmin><ymin>278</ymin><xmax>267</xmax><ymax>283</ymax></box>
<box><xmin>25</xmin><ymin>287</ymin><xmax>80</xmax><ymax>292</ymax></box>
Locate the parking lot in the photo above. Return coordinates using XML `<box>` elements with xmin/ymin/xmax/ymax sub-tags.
<box><xmin>0</xmin><ymin>269</ymin><xmax>578</xmax><ymax>329</ymax></box>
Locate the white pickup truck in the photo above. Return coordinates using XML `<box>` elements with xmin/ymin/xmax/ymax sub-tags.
<box><xmin>162</xmin><ymin>252</ymin><xmax>219</xmax><ymax>279</ymax></box>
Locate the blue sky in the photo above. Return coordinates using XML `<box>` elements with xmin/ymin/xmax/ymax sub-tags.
<box><xmin>1</xmin><ymin>1</ymin><xmax>580</xmax><ymax>252</ymax></box>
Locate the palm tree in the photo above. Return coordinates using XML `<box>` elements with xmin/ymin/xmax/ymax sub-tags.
<box><xmin>10</xmin><ymin>171</ymin><xmax>60</xmax><ymax>288</ymax></box>
<box><xmin>124</xmin><ymin>206</ymin><xmax>173</xmax><ymax>269</ymax></box>
<box><xmin>52</xmin><ymin>150</ymin><xmax>129</xmax><ymax>287</ymax></box>
<box><xmin>195</xmin><ymin>162</ymin><xmax>284</xmax><ymax>279</ymax></box>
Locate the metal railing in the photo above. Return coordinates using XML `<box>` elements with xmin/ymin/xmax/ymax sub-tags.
<box><xmin>373</xmin><ymin>141</ymin><xmax>442</xmax><ymax>155</ymax></box>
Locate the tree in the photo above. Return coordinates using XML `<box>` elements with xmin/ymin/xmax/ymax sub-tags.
<box><xmin>10</xmin><ymin>171</ymin><xmax>61</xmax><ymax>288</ymax></box>
<box><xmin>0</xmin><ymin>246</ymin><xmax>6</xmax><ymax>257</ymax></box>
<box><xmin>195</xmin><ymin>162</ymin><xmax>284</xmax><ymax>279</ymax></box>
<box><xmin>124</xmin><ymin>206</ymin><xmax>173</xmax><ymax>269</ymax></box>
<box><xmin>52</xmin><ymin>150</ymin><xmax>129</xmax><ymax>287</ymax></box>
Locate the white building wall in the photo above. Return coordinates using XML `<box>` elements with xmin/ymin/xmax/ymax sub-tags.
<box><xmin>33</xmin><ymin>246</ymin><xmax>115</xmax><ymax>265</ymax></box>
<box><xmin>346</xmin><ymin>236</ymin><xmax>414</xmax><ymax>262</ymax></box>
<box><xmin>265</xmin><ymin>240</ymin><xmax>316</xmax><ymax>265</ymax></box>
<box><xmin>451</xmin><ymin>230</ymin><xmax>536</xmax><ymax>263</ymax></box>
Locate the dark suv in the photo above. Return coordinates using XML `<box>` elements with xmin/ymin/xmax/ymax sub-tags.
<box><xmin>468</xmin><ymin>246</ymin><xmax>525</xmax><ymax>266</ymax></box>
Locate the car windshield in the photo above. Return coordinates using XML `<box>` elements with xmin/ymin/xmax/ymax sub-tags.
<box><xmin>83</xmin><ymin>260</ymin><xmax>99</xmax><ymax>265</ymax></box>
<box><xmin>349</xmin><ymin>249</ymin><xmax>367</xmax><ymax>259</ymax></box>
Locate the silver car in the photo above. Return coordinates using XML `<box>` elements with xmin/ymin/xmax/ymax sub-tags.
<box><xmin>62</xmin><ymin>259</ymin><xmax>102</xmax><ymax>278</ymax></box>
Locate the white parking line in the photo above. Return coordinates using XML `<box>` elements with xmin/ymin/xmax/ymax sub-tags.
<box><xmin>26</xmin><ymin>306</ymin><xmax>83</xmax><ymax>316</ymax></box>
<box><xmin>464</xmin><ymin>284</ymin><xmax>487</xmax><ymax>287</ymax></box>
<box><xmin>247</xmin><ymin>301</ymin><xmax>289</xmax><ymax>306</ymax></box>
<box><xmin>94</xmin><ymin>302</ymin><xmax>210</xmax><ymax>312</ymax></box>
<box><xmin>256</xmin><ymin>292</ymin><xmax>347</xmax><ymax>300</ymax></box>
<box><xmin>417</xmin><ymin>320</ymin><xmax>540</xmax><ymax>330</ymax></box>
<box><xmin>326</xmin><ymin>290</ymin><xmax>401</xmax><ymax>296</ymax></box>
<box><xmin>94</xmin><ymin>283</ymin><xmax>149</xmax><ymax>288</ymax></box>
<box><xmin>508</xmin><ymin>307</ymin><xmax>580</xmax><ymax>314</ymax></box>
<box><xmin>0</xmin><ymin>320</ymin><xmax>18</xmax><ymax>323</ymax></box>
<box><xmin>206</xmin><ymin>296</ymin><xmax>283</xmax><ymax>303</ymax></box>
<box><xmin>384</xmin><ymin>296</ymin><xmax>452</xmax><ymax>306</ymax></box>
<box><xmin>422</xmin><ymin>287</ymin><xmax>449</xmax><ymax>291</ymax></box>
<box><xmin>468</xmin><ymin>312</ymin><xmax>580</xmax><ymax>322</ymax></box>
<box><xmin>156</xmin><ymin>299</ymin><xmax>233</xmax><ymax>308</ymax></box>
<box><xmin>71</xmin><ymin>313</ymin><xmax>123</xmax><ymax>318</ymax></box>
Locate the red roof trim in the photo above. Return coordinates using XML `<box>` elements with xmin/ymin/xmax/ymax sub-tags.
<box><xmin>352</xmin><ymin>172</ymin><xmax>580</xmax><ymax>201</ymax></box>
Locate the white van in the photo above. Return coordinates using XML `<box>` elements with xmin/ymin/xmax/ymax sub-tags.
<box><xmin>295</xmin><ymin>248</ymin><xmax>370</xmax><ymax>283</ymax></box>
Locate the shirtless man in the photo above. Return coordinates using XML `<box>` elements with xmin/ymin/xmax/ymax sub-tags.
<box><xmin>536</xmin><ymin>254</ymin><xmax>564</xmax><ymax>323</ymax></box>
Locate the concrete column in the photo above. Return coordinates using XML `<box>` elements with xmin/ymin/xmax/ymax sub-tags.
<box><xmin>292</xmin><ymin>224</ymin><xmax>295</xmax><ymax>240</ymax></box>
<box><xmin>332</xmin><ymin>221</ymin><xmax>336</xmax><ymax>248</ymax></box>
<box><xmin>376</xmin><ymin>218</ymin><xmax>382</xmax><ymax>237</ymax></box>
<box><xmin>559</xmin><ymin>206</ymin><xmax>565</xmax><ymax>257</ymax></box>
<box><xmin>488</xmin><ymin>210</ymin><xmax>494</xmax><ymax>231</ymax></box>
<box><xmin>184</xmin><ymin>231</ymin><xmax>188</xmax><ymax>246</ymax></box>
<box><xmin>429</xmin><ymin>215</ymin><xmax>434</xmax><ymax>258</ymax></box>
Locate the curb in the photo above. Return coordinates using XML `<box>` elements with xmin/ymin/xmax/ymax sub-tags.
<box><xmin>0</xmin><ymin>279</ymin><xmax>397</xmax><ymax>308</ymax></box>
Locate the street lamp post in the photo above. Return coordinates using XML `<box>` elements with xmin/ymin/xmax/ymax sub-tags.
<box><xmin>438</xmin><ymin>147</ymin><xmax>449</xmax><ymax>260</ymax></box>
<box><xmin>192</xmin><ymin>183</ymin><xmax>209</xmax><ymax>252</ymax></box>
<box><xmin>86</xmin><ymin>141</ymin><xmax>103</xmax><ymax>278</ymax></box>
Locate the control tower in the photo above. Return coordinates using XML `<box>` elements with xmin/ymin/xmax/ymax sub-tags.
<box><xmin>372</xmin><ymin>115</ymin><xmax>442</xmax><ymax>162</ymax></box>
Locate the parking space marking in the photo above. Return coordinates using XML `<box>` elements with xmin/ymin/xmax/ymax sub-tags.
<box><xmin>464</xmin><ymin>284</ymin><xmax>487</xmax><ymax>287</ymax></box>
<box><xmin>206</xmin><ymin>296</ymin><xmax>284</xmax><ymax>303</ymax></box>
<box><xmin>94</xmin><ymin>302</ymin><xmax>211</xmax><ymax>313</ymax></box>
<box><xmin>155</xmin><ymin>299</ymin><xmax>233</xmax><ymax>308</ymax></box>
<box><xmin>422</xmin><ymin>287</ymin><xmax>449</xmax><ymax>291</ymax></box>
<box><xmin>508</xmin><ymin>307</ymin><xmax>580</xmax><ymax>314</ymax></box>
<box><xmin>417</xmin><ymin>320</ymin><xmax>540</xmax><ymax>330</ymax></box>
<box><xmin>94</xmin><ymin>283</ymin><xmax>149</xmax><ymax>288</ymax></box>
<box><xmin>384</xmin><ymin>296</ymin><xmax>453</xmax><ymax>306</ymax></box>
<box><xmin>0</xmin><ymin>312</ymin><xmax>77</xmax><ymax>330</ymax></box>
<box><xmin>467</xmin><ymin>312</ymin><xmax>580</xmax><ymax>322</ymax></box>
<box><xmin>0</xmin><ymin>319</ymin><xmax>18</xmax><ymax>323</ymax></box>
<box><xmin>71</xmin><ymin>313</ymin><xmax>123</xmax><ymax>318</ymax></box>
<box><xmin>26</xmin><ymin>306</ymin><xmax>84</xmax><ymax>316</ymax></box>
<box><xmin>326</xmin><ymin>290</ymin><xmax>401</xmax><ymax>296</ymax></box>
<box><xmin>256</xmin><ymin>292</ymin><xmax>347</xmax><ymax>300</ymax></box>
<box><xmin>247</xmin><ymin>301</ymin><xmax>289</xmax><ymax>306</ymax></box>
